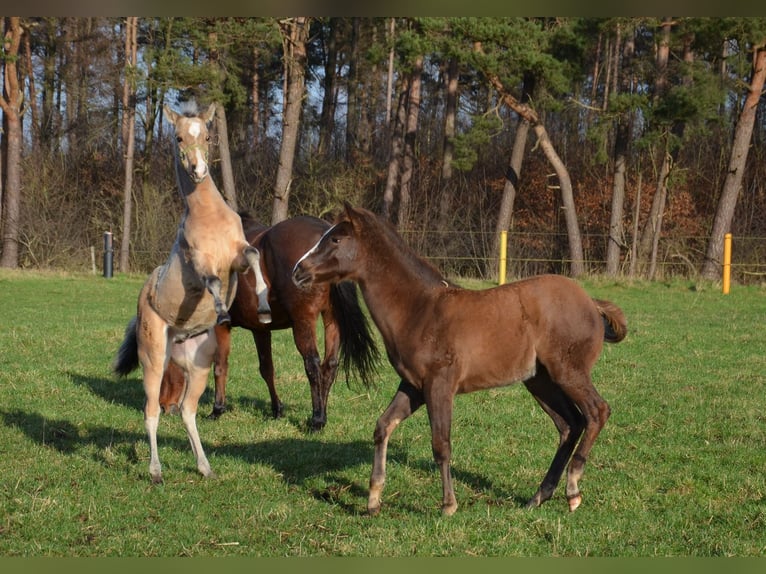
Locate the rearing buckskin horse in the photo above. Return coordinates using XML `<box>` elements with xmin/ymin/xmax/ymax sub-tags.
<box><xmin>113</xmin><ymin>102</ymin><xmax>271</xmax><ymax>483</ymax></box>
<box><xmin>159</xmin><ymin>212</ymin><xmax>380</xmax><ymax>431</ymax></box>
<box><xmin>292</xmin><ymin>204</ymin><xmax>627</xmax><ymax>515</ymax></box>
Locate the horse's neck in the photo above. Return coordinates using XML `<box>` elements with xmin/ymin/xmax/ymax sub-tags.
<box><xmin>358</xmin><ymin>241</ymin><xmax>445</xmax><ymax>338</ymax></box>
<box><xmin>184</xmin><ymin>176</ymin><xmax>228</xmax><ymax>215</ymax></box>
<box><xmin>173</xmin><ymin>153</ymin><xmax>197</xmax><ymax>199</ymax></box>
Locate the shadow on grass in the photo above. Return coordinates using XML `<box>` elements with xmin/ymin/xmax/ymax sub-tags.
<box><xmin>68</xmin><ymin>371</ymin><xmax>317</xmax><ymax>430</ymax></box>
<box><xmin>0</xmin><ymin>406</ymin><xmax>377</xmax><ymax>509</ymax></box>
<box><xmin>68</xmin><ymin>371</ymin><xmax>146</xmax><ymax>412</ymax></box>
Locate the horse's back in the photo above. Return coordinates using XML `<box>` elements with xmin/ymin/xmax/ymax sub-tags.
<box><xmin>259</xmin><ymin>216</ymin><xmax>330</xmax><ymax>291</ymax></box>
<box><xmin>425</xmin><ymin>275</ymin><xmax>611</xmax><ymax>390</ymax></box>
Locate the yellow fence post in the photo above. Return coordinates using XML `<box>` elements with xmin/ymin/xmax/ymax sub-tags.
<box><xmin>722</xmin><ymin>233</ymin><xmax>732</xmax><ymax>295</ymax></box>
<box><xmin>498</xmin><ymin>230</ymin><xmax>508</xmax><ymax>285</ymax></box>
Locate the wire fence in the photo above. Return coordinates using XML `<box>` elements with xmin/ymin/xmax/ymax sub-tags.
<box><xmin>122</xmin><ymin>230</ymin><xmax>766</xmax><ymax>285</ymax></box>
<box><xmin>399</xmin><ymin>230</ymin><xmax>766</xmax><ymax>284</ymax></box>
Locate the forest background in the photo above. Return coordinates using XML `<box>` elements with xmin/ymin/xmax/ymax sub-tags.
<box><xmin>1</xmin><ymin>17</ymin><xmax>765</xmax><ymax>283</ymax></box>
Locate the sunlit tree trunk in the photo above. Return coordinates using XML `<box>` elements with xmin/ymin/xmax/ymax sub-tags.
<box><xmin>701</xmin><ymin>42</ymin><xmax>766</xmax><ymax>280</ymax></box>
<box><xmin>638</xmin><ymin>18</ymin><xmax>673</xmax><ymax>277</ymax></box>
<box><xmin>397</xmin><ymin>54</ymin><xmax>423</xmax><ymax>229</ymax></box>
<box><xmin>272</xmin><ymin>17</ymin><xmax>309</xmax><ymax>224</ymax></box>
<box><xmin>493</xmin><ymin>71</ymin><xmax>534</xmax><ymax>279</ymax></box>
<box><xmin>0</xmin><ymin>18</ymin><xmax>24</xmax><ymax>269</ymax></box>
<box><xmin>606</xmin><ymin>24</ymin><xmax>634</xmax><ymax>276</ymax></box>
<box><xmin>119</xmin><ymin>16</ymin><xmax>138</xmax><ymax>273</ymax></box>
<box><xmin>317</xmin><ymin>18</ymin><xmax>339</xmax><ymax>157</ymax></box>
<box><xmin>479</xmin><ymin>42</ymin><xmax>585</xmax><ymax>277</ymax></box>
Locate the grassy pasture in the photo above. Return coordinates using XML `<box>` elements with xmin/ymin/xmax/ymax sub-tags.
<box><xmin>0</xmin><ymin>270</ymin><xmax>765</xmax><ymax>557</ymax></box>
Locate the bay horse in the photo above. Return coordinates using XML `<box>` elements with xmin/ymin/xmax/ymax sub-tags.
<box><xmin>159</xmin><ymin>212</ymin><xmax>380</xmax><ymax>431</ymax></box>
<box><xmin>113</xmin><ymin>102</ymin><xmax>272</xmax><ymax>484</ymax></box>
<box><xmin>292</xmin><ymin>204</ymin><xmax>627</xmax><ymax>515</ymax></box>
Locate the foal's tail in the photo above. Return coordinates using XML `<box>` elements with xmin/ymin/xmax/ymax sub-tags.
<box><xmin>593</xmin><ymin>299</ymin><xmax>628</xmax><ymax>343</ymax></box>
<box><xmin>331</xmin><ymin>281</ymin><xmax>381</xmax><ymax>388</ymax></box>
<box><xmin>113</xmin><ymin>316</ymin><xmax>140</xmax><ymax>376</ymax></box>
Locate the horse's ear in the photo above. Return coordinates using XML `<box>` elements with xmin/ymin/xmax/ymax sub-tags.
<box><xmin>203</xmin><ymin>103</ymin><xmax>217</xmax><ymax>124</ymax></box>
<box><xmin>163</xmin><ymin>105</ymin><xmax>178</xmax><ymax>124</ymax></box>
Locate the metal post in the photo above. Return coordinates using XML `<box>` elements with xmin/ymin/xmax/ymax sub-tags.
<box><xmin>722</xmin><ymin>233</ymin><xmax>732</xmax><ymax>295</ymax></box>
<box><xmin>498</xmin><ymin>230</ymin><xmax>508</xmax><ymax>285</ymax></box>
<box><xmin>103</xmin><ymin>231</ymin><xmax>113</xmax><ymax>278</ymax></box>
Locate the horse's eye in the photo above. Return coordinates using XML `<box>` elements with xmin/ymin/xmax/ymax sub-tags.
<box><xmin>176</xmin><ymin>136</ymin><xmax>183</xmax><ymax>143</ymax></box>
<box><xmin>331</xmin><ymin>237</ymin><xmax>341</xmax><ymax>244</ymax></box>
<box><xmin>206</xmin><ymin>135</ymin><xmax>211</xmax><ymax>142</ymax></box>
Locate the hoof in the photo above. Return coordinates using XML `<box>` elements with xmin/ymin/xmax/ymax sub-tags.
<box><xmin>441</xmin><ymin>503</ymin><xmax>458</xmax><ymax>516</ymax></box>
<box><xmin>525</xmin><ymin>492</ymin><xmax>544</xmax><ymax>509</ymax></box>
<box><xmin>151</xmin><ymin>474</ymin><xmax>163</xmax><ymax>485</ymax></box>
<box><xmin>258</xmin><ymin>311</ymin><xmax>272</xmax><ymax>324</ymax></box>
<box><xmin>567</xmin><ymin>493</ymin><xmax>582</xmax><ymax>512</ymax></box>
<box><xmin>208</xmin><ymin>404</ymin><xmax>226</xmax><ymax>420</ymax></box>
<box><xmin>216</xmin><ymin>313</ymin><xmax>231</xmax><ymax>326</ymax></box>
<box><xmin>204</xmin><ymin>471</ymin><xmax>218</xmax><ymax>480</ymax></box>
<box><xmin>367</xmin><ymin>503</ymin><xmax>381</xmax><ymax>516</ymax></box>
<box><xmin>308</xmin><ymin>417</ymin><xmax>326</xmax><ymax>433</ymax></box>
<box><xmin>271</xmin><ymin>402</ymin><xmax>285</xmax><ymax>419</ymax></box>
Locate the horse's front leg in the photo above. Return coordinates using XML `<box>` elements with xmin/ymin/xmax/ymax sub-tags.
<box><xmin>424</xmin><ymin>382</ymin><xmax>457</xmax><ymax>516</ymax></box>
<box><xmin>204</xmin><ymin>276</ymin><xmax>230</xmax><ymax>325</ymax></box>
<box><xmin>368</xmin><ymin>380</ymin><xmax>424</xmax><ymax>515</ymax></box>
<box><xmin>243</xmin><ymin>245</ymin><xmax>272</xmax><ymax>324</ymax></box>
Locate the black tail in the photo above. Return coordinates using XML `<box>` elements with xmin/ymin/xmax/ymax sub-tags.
<box><xmin>593</xmin><ymin>299</ymin><xmax>628</xmax><ymax>344</ymax></box>
<box><xmin>113</xmin><ymin>316</ymin><xmax>140</xmax><ymax>377</ymax></box>
<box><xmin>330</xmin><ymin>281</ymin><xmax>380</xmax><ymax>388</ymax></box>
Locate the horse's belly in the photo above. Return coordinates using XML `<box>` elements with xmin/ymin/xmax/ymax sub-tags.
<box><xmin>149</xmin><ymin>263</ymin><xmax>237</xmax><ymax>335</ymax></box>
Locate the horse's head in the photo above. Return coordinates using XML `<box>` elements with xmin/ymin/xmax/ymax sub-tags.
<box><xmin>292</xmin><ymin>204</ymin><xmax>363</xmax><ymax>288</ymax></box>
<box><xmin>164</xmin><ymin>102</ymin><xmax>216</xmax><ymax>184</ymax></box>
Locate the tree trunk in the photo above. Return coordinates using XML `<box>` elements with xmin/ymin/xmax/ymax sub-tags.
<box><xmin>534</xmin><ymin>124</ymin><xmax>585</xmax><ymax>276</ymax></box>
<box><xmin>478</xmin><ymin>44</ymin><xmax>585</xmax><ymax>277</ymax></box>
<box><xmin>215</xmin><ymin>104</ymin><xmax>238</xmax><ymax>210</ymax></box>
<box><xmin>700</xmin><ymin>43</ymin><xmax>766</xmax><ymax>280</ymax></box>
<box><xmin>493</xmin><ymin>71</ymin><xmax>535</xmax><ymax>279</ymax></box>
<box><xmin>272</xmin><ymin>17</ymin><xmax>309</xmax><ymax>224</ymax></box>
<box><xmin>382</xmin><ymin>87</ymin><xmax>406</xmax><ymax>221</ymax></box>
<box><xmin>437</xmin><ymin>56</ymin><xmax>459</xmax><ymax>232</ymax></box>
<box><xmin>251</xmin><ymin>47</ymin><xmax>261</xmax><ymax>150</ymax></box>
<box><xmin>119</xmin><ymin>16</ymin><xmax>137</xmax><ymax>274</ymax></box>
<box><xmin>440</xmin><ymin>57</ymin><xmax>459</xmax><ymax>182</ymax></box>
<box><xmin>385</xmin><ymin>18</ymin><xmax>395</xmax><ymax>126</ymax></box>
<box><xmin>317</xmin><ymin>18</ymin><xmax>339</xmax><ymax>157</ymax></box>
<box><xmin>606</xmin><ymin>26</ymin><xmax>634</xmax><ymax>276</ymax></box>
<box><xmin>0</xmin><ymin>18</ymin><xmax>24</xmax><ymax>269</ymax></box>
<box><xmin>397</xmin><ymin>54</ymin><xmax>423</xmax><ymax>229</ymax></box>
<box><xmin>345</xmin><ymin>18</ymin><xmax>360</xmax><ymax>164</ymax></box>
<box><xmin>638</xmin><ymin>18</ymin><xmax>675</xmax><ymax>275</ymax></box>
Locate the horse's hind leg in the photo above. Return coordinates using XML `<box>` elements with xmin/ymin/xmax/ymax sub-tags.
<box><xmin>523</xmin><ymin>368</ymin><xmax>585</xmax><ymax>509</ymax></box>
<box><xmin>175</xmin><ymin>334</ymin><xmax>218</xmax><ymax>479</ymax></box>
<box><xmin>210</xmin><ymin>323</ymin><xmax>232</xmax><ymax>419</ymax></box>
<box><xmin>561</xmin><ymin>378</ymin><xmax>610</xmax><ymax>511</ymax></box>
<box><xmin>136</xmin><ymin>310</ymin><xmax>170</xmax><ymax>484</ymax></box>
<box><xmin>368</xmin><ymin>380</ymin><xmax>424</xmax><ymax>515</ymax></box>
<box><xmin>243</xmin><ymin>246</ymin><xmax>272</xmax><ymax>324</ymax></box>
<box><xmin>160</xmin><ymin>361</ymin><xmax>186</xmax><ymax>415</ymax></box>
<box><xmin>253</xmin><ymin>330</ymin><xmax>283</xmax><ymax>419</ymax></box>
<box><xmin>318</xmin><ymin>310</ymin><xmax>341</xmax><ymax>421</ymax></box>
<box><xmin>292</xmin><ymin>319</ymin><xmax>325</xmax><ymax>431</ymax></box>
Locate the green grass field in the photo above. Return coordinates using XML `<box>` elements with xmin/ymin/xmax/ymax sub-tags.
<box><xmin>0</xmin><ymin>270</ymin><xmax>765</xmax><ymax>557</ymax></box>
